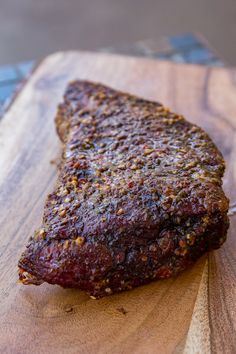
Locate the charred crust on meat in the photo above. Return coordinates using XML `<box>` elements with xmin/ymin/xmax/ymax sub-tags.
<box><xmin>18</xmin><ymin>81</ymin><xmax>229</xmax><ymax>298</ymax></box>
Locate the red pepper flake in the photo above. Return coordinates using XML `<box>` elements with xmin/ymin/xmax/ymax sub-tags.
<box><xmin>73</xmin><ymin>161</ymin><xmax>81</xmax><ymax>169</ymax></box>
<box><xmin>79</xmin><ymin>178</ymin><xmax>87</xmax><ymax>184</ymax></box>
<box><xmin>179</xmin><ymin>240</ymin><xmax>186</xmax><ymax>248</ymax></box>
<box><xmin>128</xmin><ymin>181</ymin><xmax>134</xmax><ymax>188</ymax></box>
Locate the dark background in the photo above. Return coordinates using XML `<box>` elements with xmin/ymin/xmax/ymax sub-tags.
<box><xmin>0</xmin><ymin>0</ymin><xmax>236</xmax><ymax>65</ymax></box>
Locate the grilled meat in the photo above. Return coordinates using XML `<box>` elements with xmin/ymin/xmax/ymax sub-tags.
<box><xmin>18</xmin><ymin>81</ymin><xmax>229</xmax><ymax>298</ymax></box>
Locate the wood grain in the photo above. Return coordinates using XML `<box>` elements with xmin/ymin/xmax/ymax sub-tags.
<box><xmin>0</xmin><ymin>51</ymin><xmax>235</xmax><ymax>353</ymax></box>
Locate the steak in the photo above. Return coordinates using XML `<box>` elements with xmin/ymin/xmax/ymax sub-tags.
<box><xmin>18</xmin><ymin>81</ymin><xmax>229</xmax><ymax>298</ymax></box>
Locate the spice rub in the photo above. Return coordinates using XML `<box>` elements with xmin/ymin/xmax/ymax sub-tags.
<box><xmin>18</xmin><ymin>81</ymin><xmax>229</xmax><ymax>298</ymax></box>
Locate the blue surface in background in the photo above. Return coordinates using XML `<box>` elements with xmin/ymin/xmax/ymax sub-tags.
<box><xmin>0</xmin><ymin>34</ymin><xmax>222</xmax><ymax>115</ymax></box>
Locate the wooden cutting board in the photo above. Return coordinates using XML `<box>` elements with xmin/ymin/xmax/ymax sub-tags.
<box><xmin>0</xmin><ymin>51</ymin><xmax>235</xmax><ymax>354</ymax></box>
